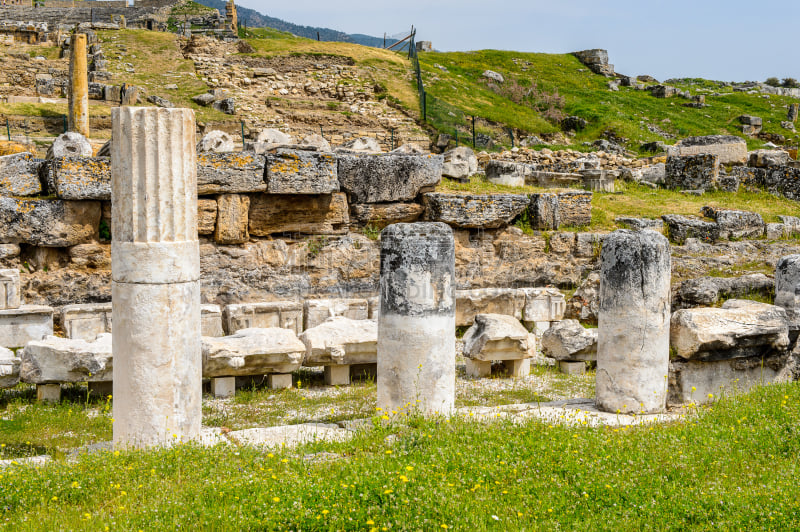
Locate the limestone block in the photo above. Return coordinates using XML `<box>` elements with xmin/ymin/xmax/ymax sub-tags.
<box><xmin>60</xmin><ymin>302</ymin><xmax>112</xmax><ymax>340</ymax></box>
<box><xmin>197</xmin><ymin>152</ymin><xmax>266</xmax><ymax>194</ymax></box>
<box><xmin>661</xmin><ymin>215</ymin><xmax>719</xmax><ymax>245</ymax></box>
<box><xmin>465</xmin><ymin>358</ymin><xmax>491</xmax><ymax>378</ymax></box>
<box><xmin>267</xmin><ymin>373</ymin><xmax>293</xmax><ymax>389</ymax></box>
<box><xmin>20</xmin><ymin>333</ymin><xmax>112</xmax><ymax>384</ymax></box>
<box><xmin>749</xmin><ymin>150</ymin><xmax>790</xmax><ymax>168</ymax></box>
<box><xmin>337</xmin><ymin>154</ymin><xmax>443</xmax><ymax>203</ymax></box>
<box><xmin>197</xmin><ymin>198</ymin><xmax>217</xmax><ymax>234</ymax></box>
<box><xmin>422</xmin><ymin>193</ymin><xmax>529</xmax><ymax>229</ymax></box>
<box><xmin>300</xmin><ymin>316</ymin><xmax>377</xmax><ymax>366</ymax></box>
<box><xmin>528</xmin><ymin>193</ymin><xmax>559</xmax><ymax>230</ymax></box>
<box><xmin>673</xmin><ymin>274</ymin><xmax>773</xmax><ymax>309</ymax></box>
<box><xmin>299</xmin><ymin>134</ymin><xmax>331</xmax><ymax>152</ymax></box>
<box><xmin>559</xmin><ymin>360</ymin><xmax>586</xmax><ymax>375</ymax></box>
<box><xmin>196</xmin><ymin>130</ymin><xmax>234</xmax><ymax>153</ymax></box>
<box><xmin>442</xmin><ymin>146</ymin><xmax>478</xmax><ymax>180</ymax></box>
<box><xmin>265</xmin><ymin>149</ymin><xmax>338</xmax><ymax>194</ymax></box>
<box><xmin>202</xmin><ymin>328</ymin><xmax>305</xmax><ymax>377</ymax></box>
<box><xmin>201</xmin><ymin>304</ymin><xmax>224</xmax><ymax>337</ymax></box>
<box><xmin>248</xmin><ymin>193</ymin><xmax>349</xmax><ymax>235</ymax></box>
<box><xmin>520</xmin><ymin>287</ymin><xmax>565</xmax><ymax>324</ymax></box>
<box><xmin>367</xmin><ymin>296</ymin><xmax>379</xmax><ymax>319</ymax></box>
<box><xmin>668</xmin><ymin>354</ymin><xmax>787</xmax><ymax>406</ymax></box>
<box><xmin>565</xmin><ymin>272</ymin><xmax>600</xmax><ymax>324</ymax></box>
<box><xmin>304</xmin><ymin>298</ymin><xmax>369</xmax><ymax>330</ymax></box>
<box><xmin>674</xmin><ymin>135</ymin><xmax>748</xmax><ymax>165</ymax></box>
<box><xmin>615</xmin><ymin>217</ymin><xmax>663</xmax><ymax>231</ymax></box>
<box><xmin>37</xmin><ymin>384</ymin><xmax>61</xmax><ymax>403</ymax></box>
<box><xmin>339</xmin><ymin>137</ymin><xmax>382</xmax><ymax>153</ymax></box>
<box><xmin>214</xmin><ymin>194</ymin><xmax>249</xmax><ymax>244</ymax></box>
<box><xmin>350</xmin><ymin>203</ymin><xmax>424</xmax><ymax>229</ymax></box>
<box><xmin>41</xmin><ymin>157</ymin><xmax>111</xmax><ymax>200</ymax></box>
<box><xmin>0</xmin><ymin>198</ymin><xmax>101</xmax><ymax>247</ymax></box>
<box><xmin>0</xmin><ymin>305</ymin><xmax>54</xmax><ymax>349</ymax></box>
<box><xmin>528</xmin><ymin>171</ymin><xmax>582</xmax><ymax>188</ymax></box>
<box><xmin>541</xmin><ymin>319</ymin><xmax>597</xmax><ymax>361</ymax></box>
<box><xmin>256</xmin><ymin>128</ymin><xmax>293</xmax><ymax>145</ymax></box>
<box><xmin>596</xmin><ymin>230</ymin><xmax>671</xmax><ymax>414</ymax></box>
<box><xmin>581</xmin><ymin>169</ymin><xmax>615</xmax><ymax>192</ymax></box>
<box><xmin>0</xmin><ymin>152</ymin><xmax>43</xmax><ymax>196</ymax></box>
<box><xmin>548</xmin><ymin>232</ymin><xmax>575</xmax><ymax>254</ymax></box>
<box><xmin>671</xmin><ymin>300</ymin><xmax>790</xmax><ymax>361</ymax></box>
<box><xmin>775</xmin><ymin>255</ymin><xmax>800</xmax><ymax>331</ymax></box>
<box><xmin>557</xmin><ymin>191</ymin><xmax>592</xmax><ymax>227</ymax></box>
<box><xmin>455</xmin><ymin>288</ymin><xmax>525</xmax><ymax>327</ymax></box>
<box><xmin>211</xmin><ymin>376</ymin><xmax>236</xmax><ymax>398</ymax></box>
<box><xmin>463</xmin><ymin>314</ymin><xmax>534</xmax><ymax>361</ymax></box>
<box><xmin>377</xmin><ymin>222</ymin><xmax>456</xmax><ymax>415</ymax></box>
<box><xmin>665</xmin><ymin>154</ymin><xmax>720</xmax><ymax>190</ymax></box>
<box><xmin>701</xmin><ymin>206</ymin><xmax>764</xmax><ymax>240</ymax></box>
<box><xmin>0</xmin><ymin>346</ymin><xmax>20</xmax><ymax>389</ymax></box>
<box><xmin>223</xmin><ymin>301</ymin><xmax>303</xmax><ymax>335</ymax></box>
<box><xmin>0</xmin><ymin>269</ymin><xmax>21</xmax><ymax>310</ymax></box>
<box><xmin>46</xmin><ymin>132</ymin><xmax>92</xmax><ymax>159</ymax></box>
<box><xmin>485</xmin><ymin>160</ymin><xmax>530</xmax><ymax>187</ymax></box>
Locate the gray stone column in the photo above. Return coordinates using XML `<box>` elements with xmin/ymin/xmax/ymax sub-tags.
<box><xmin>775</xmin><ymin>254</ymin><xmax>800</xmax><ymax>337</ymax></box>
<box><xmin>111</xmin><ymin>107</ymin><xmax>200</xmax><ymax>448</ymax></box>
<box><xmin>377</xmin><ymin>223</ymin><xmax>455</xmax><ymax>415</ymax></box>
<box><xmin>68</xmin><ymin>33</ymin><xmax>89</xmax><ymax>138</ymax></box>
<box><xmin>596</xmin><ymin>230</ymin><xmax>671</xmax><ymax>414</ymax></box>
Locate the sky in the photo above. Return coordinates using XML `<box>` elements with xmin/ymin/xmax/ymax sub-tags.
<box><xmin>236</xmin><ymin>0</ymin><xmax>800</xmax><ymax>83</ymax></box>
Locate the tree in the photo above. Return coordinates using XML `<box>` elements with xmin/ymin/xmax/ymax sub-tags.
<box><xmin>765</xmin><ymin>77</ymin><xmax>781</xmax><ymax>87</ymax></box>
<box><xmin>781</xmin><ymin>78</ymin><xmax>800</xmax><ymax>89</ymax></box>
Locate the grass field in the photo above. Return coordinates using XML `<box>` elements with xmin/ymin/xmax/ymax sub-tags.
<box><xmin>1</xmin><ymin>382</ymin><xmax>798</xmax><ymax>530</ymax></box>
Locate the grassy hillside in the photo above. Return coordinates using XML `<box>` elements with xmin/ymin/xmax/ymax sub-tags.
<box><xmin>418</xmin><ymin>50</ymin><xmax>800</xmax><ymax>152</ymax></box>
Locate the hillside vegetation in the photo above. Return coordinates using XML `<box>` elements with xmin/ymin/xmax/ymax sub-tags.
<box><xmin>417</xmin><ymin>50</ymin><xmax>800</xmax><ymax>152</ymax></box>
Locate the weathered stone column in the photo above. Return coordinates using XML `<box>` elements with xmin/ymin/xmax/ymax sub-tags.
<box><xmin>775</xmin><ymin>254</ymin><xmax>800</xmax><ymax>337</ymax></box>
<box><xmin>111</xmin><ymin>107</ymin><xmax>200</xmax><ymax>448</ymax></box>
<box><xmin>377</xmin><ymin>223</ymin><xmax>455</xmax><ymax>415</ymax></box>
<box><xmin>596</xmin><ymin>230</ymin><xmax>671</xmax><ymax>414</ymax></box>
<box><xmin>68</xmin><ymin>33</ymin><xmax>89</xmax><ymax>138</ymax></box>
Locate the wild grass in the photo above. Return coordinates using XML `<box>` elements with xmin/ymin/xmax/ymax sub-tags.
<box><xmin>1</xmin><ymin>382</ymin><xmax>799</xmax><ymax>530</ymax></box>
<box><xmin>0</xmin><ymin>103</ymin><xmax>111</xmax><ymax>118</ymax></box>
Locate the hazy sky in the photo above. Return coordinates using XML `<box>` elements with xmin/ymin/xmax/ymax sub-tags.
<box><xmin>236</xmin><ymin>0</ymin><xmax>799</xmax><ymax>82</ymax></box>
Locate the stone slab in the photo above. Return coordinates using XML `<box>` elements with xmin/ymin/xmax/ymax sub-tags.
<box><xmin>60</xmin><ymin>302</ymin><xmax>112</xmax><ymax>340</ymax></box>
<box><xmin>304</xmin><ymin>298</ymin><xmax>369</xmax><ymax>330</ymax></box>
<box><xmin>0</xmin><ymin>198</ymin><xmax>101</xmax><ymax>247</ymax></box>
<box><xmin>455</xmin><ymin>288</ymin><xmax>525</xmax><ymax>327</ymax></box>
<box><xmin>463</xmin><ymin>313</ymin><xmax>534</xmax><ymax>361</ymax></box>
<box><xmin>0</xmin><ymin>346</ymin><xmax>20</xmax><ymax>389</ymax></box>
<box><xmin>422</xmin><ymin>193</ymin><xmax>529</xmax><ymax>229</ymax></box>
<box><xmin>201</xmin><ymin>304</ymin><xmax>224</xmax><ymax>337</ymax></box>
<box><xmin>20</xmin><ymin>333</ymin><xmax>112</xmax><ymax>384</ymax></box>
<box><xmin>201</xmin><ymin>327</ymin><xmax>305</xmax><ymax>378</ymax></box>
<box><xmin>196</xmin><ymin>152</ymin><xmax>266</xmax><ymax>194</ymax></box>
<box><xmin>222</xmin><ymin>301</ymin><xmax>303</xmax><ymax>335</ymax></box>
<box><xmin>337</xmin><ymin>154</ymin><xmax>443</xmax><ymax>203</ymax></box>
<box><xmin>0</xmin><ymin>305</ymin><xmax>54</xmax><ymax>349</ymax></box>
<box><xmin>42</xmin><ymin>157</ymin><xmax>111</xmax><ymax>200</ymax></box>
<box><xmin>299</xmin><ymin>316</ymin><xmax>377</xmax><ymax>366</ymax></box>
<box><xmin>0</xmin><ymin>152</ymin><xmax>42</xmax><ymax>196</ymax></box>
<box><xmin>266</xmin><ymin>149</ymin><xmax>338</xmax><ymax>194</ymax></box>
<box><xmin>248</xmin><ymin>193</ymin><xmax>349</xmax><ymax>235</ymax></box>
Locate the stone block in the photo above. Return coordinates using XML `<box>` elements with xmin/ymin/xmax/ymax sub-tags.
<box><xmin>465</xmin><ymin>358</ymin><xmax>491</xmax><ymax>378</ymax></box>
<box><xmin>662</xmin><ymin>214</ymin><xmax>719</xmax><ymax>244</ymax></box>
<box><xmin>485</xmin><ymin>160</ymin><xmax>530</xmax><ymax>187</ymax></box>
<box><xmin>20</xmin><ymin>333</ymin><xmax>112</xmax><ymax>383</ymax></box>
<box><xmin>0</xmin><ymin>269</ymin><xmax>21</xmax><ymax>311</ymax></box>
<box><xmin>422</xmin><ymin>193</ymin><xmax>529</xmax><ymax>229</ymax></box>
<box><xmin>665</xmin><ymin>154</ymin><xmax>720</xmax><ymax>190</ymax></box>
<box><xmin>668</xmin><ymin>354</ymin><xmax>787</xmax><ymax>406</ymax></box>
<box><xmin>557</xmin><ymin>191</ymin><xmax>592</xmax><ymax>227</ymax></box>
<box><xmin>300</xmin><ymin>316</ymin><xmax>377</xmax><ymax>368</ymax></box>
<box><xmin>528</xmin><ymin>193</ymin><xmax>559</xmax><ymax>230</ymax></box>
<box><xmin>324</xmin><ymin>364</ymin><xmax>350</xmax><ymax>386</ymax></box>
<box><xmin>46</xmin><ymin>132</ymin><xmax>92</xmax><ymax>159</ymax></box>
<box><xmin>60</xmin><ymin>302</ymin><xmax>112</xmax><ymax>340</ymax></box>
<box><xmin>774</xmin><ymin>255</ymin><xmax>800</xmax><ymax>332</ymax></box>
<box><xmin>214</xmin><ymin>194</ymin><xmax>249</xmax><ymax>244</ymax></box>
<box><xmin>304</xmin><ymin>299</ymin><xmax>369</xmax><ymax>330</ymax></box>
<box><xmin>0</xmin><ymin>305</ymin><xmax>54</xmax><ymax>349</ymax></box>
<box><xmin>701</xmin><ymin>206</ymin><xmax>764</xmax><ymax>240</ymax></box>
<box><xmin>41</xmin><ymin>157</ymin><xmax>111</xmax><ymax>200</ymax></box>
<box><xmin>528</xmin><ymin>171</ymin><xmax>582</xmax><ymax>188</ymax></box>
<box><xmin>367</xmin><ymin>296</ymin><xmax>379</xmax><ymax>319</ymax></box>
<box><xmin>502</xmin><ymin>358</ymin><xmax>530</xmax><ymax>377</ymax></box>
<box><xmin>520</xmin><ymin>287</ymin><xmax>566</xmax><ymax>324</ymax></box>
<box><xmin>267</xmin><ymin>373</ymin><xmax>293</xmax><ymax>389</ymax></box>
<box><xmin>0</xmin><ymin>346</ymin><xmax>20</xmax><ymax>389</ymax></box>
<box><xmin>248</xmin><ymin>193</ymin><xmax>349</xmax><ymax>235</ymax></box>
<box><xmin>350</xmin><ymin>203</ymin><xmax>424</xmax><ymax>229</ymax></box>
<box><xmin>211</xmin><ymin>376</ymin><xmax>236</xmax><ymax>398</ymax></box>
<box><xmin>0</xmin><ymin>152</ymin><xmax>43</xmax><ymax>196</ymax></box>
<box><xmin>442</xmin><ymin>146</ymin><xmax>477</xmax><ymax>180</ymax></box>
<box><xmin>455</xmin><ymin>288</ymin><xmax>525</xmax><ymax>327</ymax></box>
<box><xmin>581</xmin><ymin>170</ymin><xmax>614</xmax><ymax>192</ymax></box>
<box><xmin>558</xmin><ymin>360</ymin><xmax>585</xmax><ymax>375</ymax></box>
<box><xmin>574</xmin><ymin>232</ymin><xmax>603</xmax><ymax>258</ymax></box>
<box><xmin>673</xmin><ymin>274</ymin><xmax>774</xmax><ymax>310</ymax></box>
<box><xmin>749</xmin><ymin>150</ymin><xmax>790</xmax><ymax>168</ymax></box>
<box><xmin>548</xmin><ymin>232</ymin><xmax>575</xmax><ymax>254</ymax></box>
<box><xmin>671</xmin><ymin>300</ymin><xmax>790</xmax><ymax>361</ymax></box>
<box><xmin>265</xmin><ymin>149</ymin><xmax>338</xmax><ymax>194</ymax></box>
<box><xmin>201</xmin><ymin>304</ymin><xmax>224</xmax><ymax>337</ymax></box>
<box><xmin>0</xmin><ymin>198</ymin><xmax>100</xmax><ymax>247</ymax></box>
<box><xmin>462</xmin><ymin>314</ymin><xmax>534</xmax><ymax>361</ymax></box>
<box><xmin>223</xmin><ymin>301</ymin><xmax>303</xmax><ymax>335</ymax></box>
<box><xmin>541</xmin><ymin>319</ymin><xmax>597</xmax><ymax>361</ymax></box>
<box><xmin>673</xmin><ymin>135</ymin><xmax>748</xmax><ymax>165</ymax></box>
<box><xmin>337</xmin><ymin>154</ymin><xmax>443</xmax><ymax>203</ymax></box>
<box><xmin>202</xmin><ymin>328</ymin><xmax>305</xmax><ymax>378</ymax></box>
<box><xmin>197</xmin><ymin>198</ymin><xmax>217</xmax><ymax>235</ymax></box>
<box><xmin>37</xmin><ymin>383</ymin><xmax>61</xmax><ymax>403</ymax></box>
<box><xmin>196</xmin><ymin>152</ymin><xmax>266</xmax><ymax>194</ymax></box>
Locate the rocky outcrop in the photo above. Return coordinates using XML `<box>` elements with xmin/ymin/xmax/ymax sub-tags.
<box><xmin>572</xmin><ymin>49</ymin><xmax>614</xmax><ymax>77</ymax></box>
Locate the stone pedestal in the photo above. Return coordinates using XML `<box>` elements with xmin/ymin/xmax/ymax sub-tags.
<box><xmin>324</xmin><ymin>365</ymin><xmax>350</xmax><ymax>386</ymax></box>
<box><xmin>211</xmin><ymin>376</ymin><xmax>236</xmax><ymax>398</ymax></box>
<box><xmin>0</xmin><ymin>306</ymin><xmax>54</xmax><ymax>349</ymax></box>
<box><xmin>596</xmin><ymin>230</ymin><xmax>671</xmax><ymax>414</ymax></box>
<box><xmin>377</xmin><ymin>223</ymin><xmax>455</xmax><ymax>416</ymax></box>
<box><xmin>37</xmin><ymin>383</ymin><xmax>61</xmax><ymax>403</ymax></box>
<box><xmin>559</xmin><ymin>360</ymin><xmax>586</xmax><ymax>375</ymax></box>
<box><xmin>111</xmin><ymin>107</ymin><xmax>200</xmax><ymax>448</ymax></box>
<box><xmin>267</xmin><ymin>373</ymin><xmax>293</xmax><ymax>389</ymax></box>
<box><xmin>775</xmin><ymin>254</ymin><xmax>800</xmax><ymax>336</ymax></box>
<box><xmin>0</xmin><ymin>269</ymin><xmax>20</xmax><ymax>310</ymax></box>
<box><xmin>68</xmin><ymin>33</ymin><xmax>89</xmax><ymax>138</ymax></box>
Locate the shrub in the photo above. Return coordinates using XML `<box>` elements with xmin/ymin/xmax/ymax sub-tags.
<box><xmin>781</xmin><ymin>77</ymin><xmax>800</xmax><ymax>88</ymax></box>
<box><xmin>765</xmin><ymin>77</ymin><xmax>781</xmax><ymax>87</ymax></box>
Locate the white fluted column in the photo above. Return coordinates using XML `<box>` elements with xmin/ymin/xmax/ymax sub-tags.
<box><xmin>111</xmin><ymin>107</ymin><xmax>200</xmax><ymax>448</ymax></box>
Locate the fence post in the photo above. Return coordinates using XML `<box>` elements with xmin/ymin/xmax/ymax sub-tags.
<box><xmin>240</xmin><ymin>121</ymin><xmax>245</xmax><ymax>149</ymax></box>
<box><xmin>62</xmin><ymin>114</ymin><xmax>67</xmax><ymax>133</ymax></box>
<box><xmin>508</xmin><ymin>127</ymin><xmax>514</xmax><ymax>148</ymax></box>
<box><xmin>5</xmin><ymin>119</ymin><xmax>10</xmax><ymax>141</ymax></box>
<box><xmin>472</xmin><ymin>115</ymin><xmax>476</xmax><ymax>148</ymax></box>
<box><xmin>391</xmin><ymin>128</ymin><xmax>395</xmax><ymax>151</ymax></box>
<box><xmin>455</xmin><ymin>129</ymin><xmax>458</xmax><ymax>147</ymax></box>
<box><xmin>423</xmin><ymin>91</ymin><xmax>427</xmax><ymax>122</ymax></box>
<box><xmin>319</xmin><ymin>125</ymin><xmax>324</xmax><ymax>139</ymax></box>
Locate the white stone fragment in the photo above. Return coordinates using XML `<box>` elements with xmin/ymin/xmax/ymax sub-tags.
<box><xmin>202</xmin><ymin>328</ymin><xmax>305</xmax><ymax>378</ymax></box>
<box><xmin>303</xmin><ymin>298</ymin><xmax>369</xmax><ymax>330</ymax></box>
<box><xmin>20</xmin><ymin>333</ymin><xmax>112</xmax><ymax>384</ymax></box>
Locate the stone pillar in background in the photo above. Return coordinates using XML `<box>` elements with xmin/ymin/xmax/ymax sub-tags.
<box><xmin>111</xmin><ymin>107</ymin><xmax>200</xmax><ymax>448</ymax></box>
<box><xmin>68</xmin><ymin>33</ymin><xmax>89</xmax><ymax>138</ymax></box>
<box><xmin>596</xmin><ymin>229</ymin><xmax>671</xmax><ymax>414</ymax></box>
<box><xmin>377</xmin><ymin>222</ymin><xmax>455</xmax><ymax>416</ymax></box>
<box><xmin>775</xmin><ymin>254</ymin><xmax>800</xmax><ymax>338</ymax></box>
